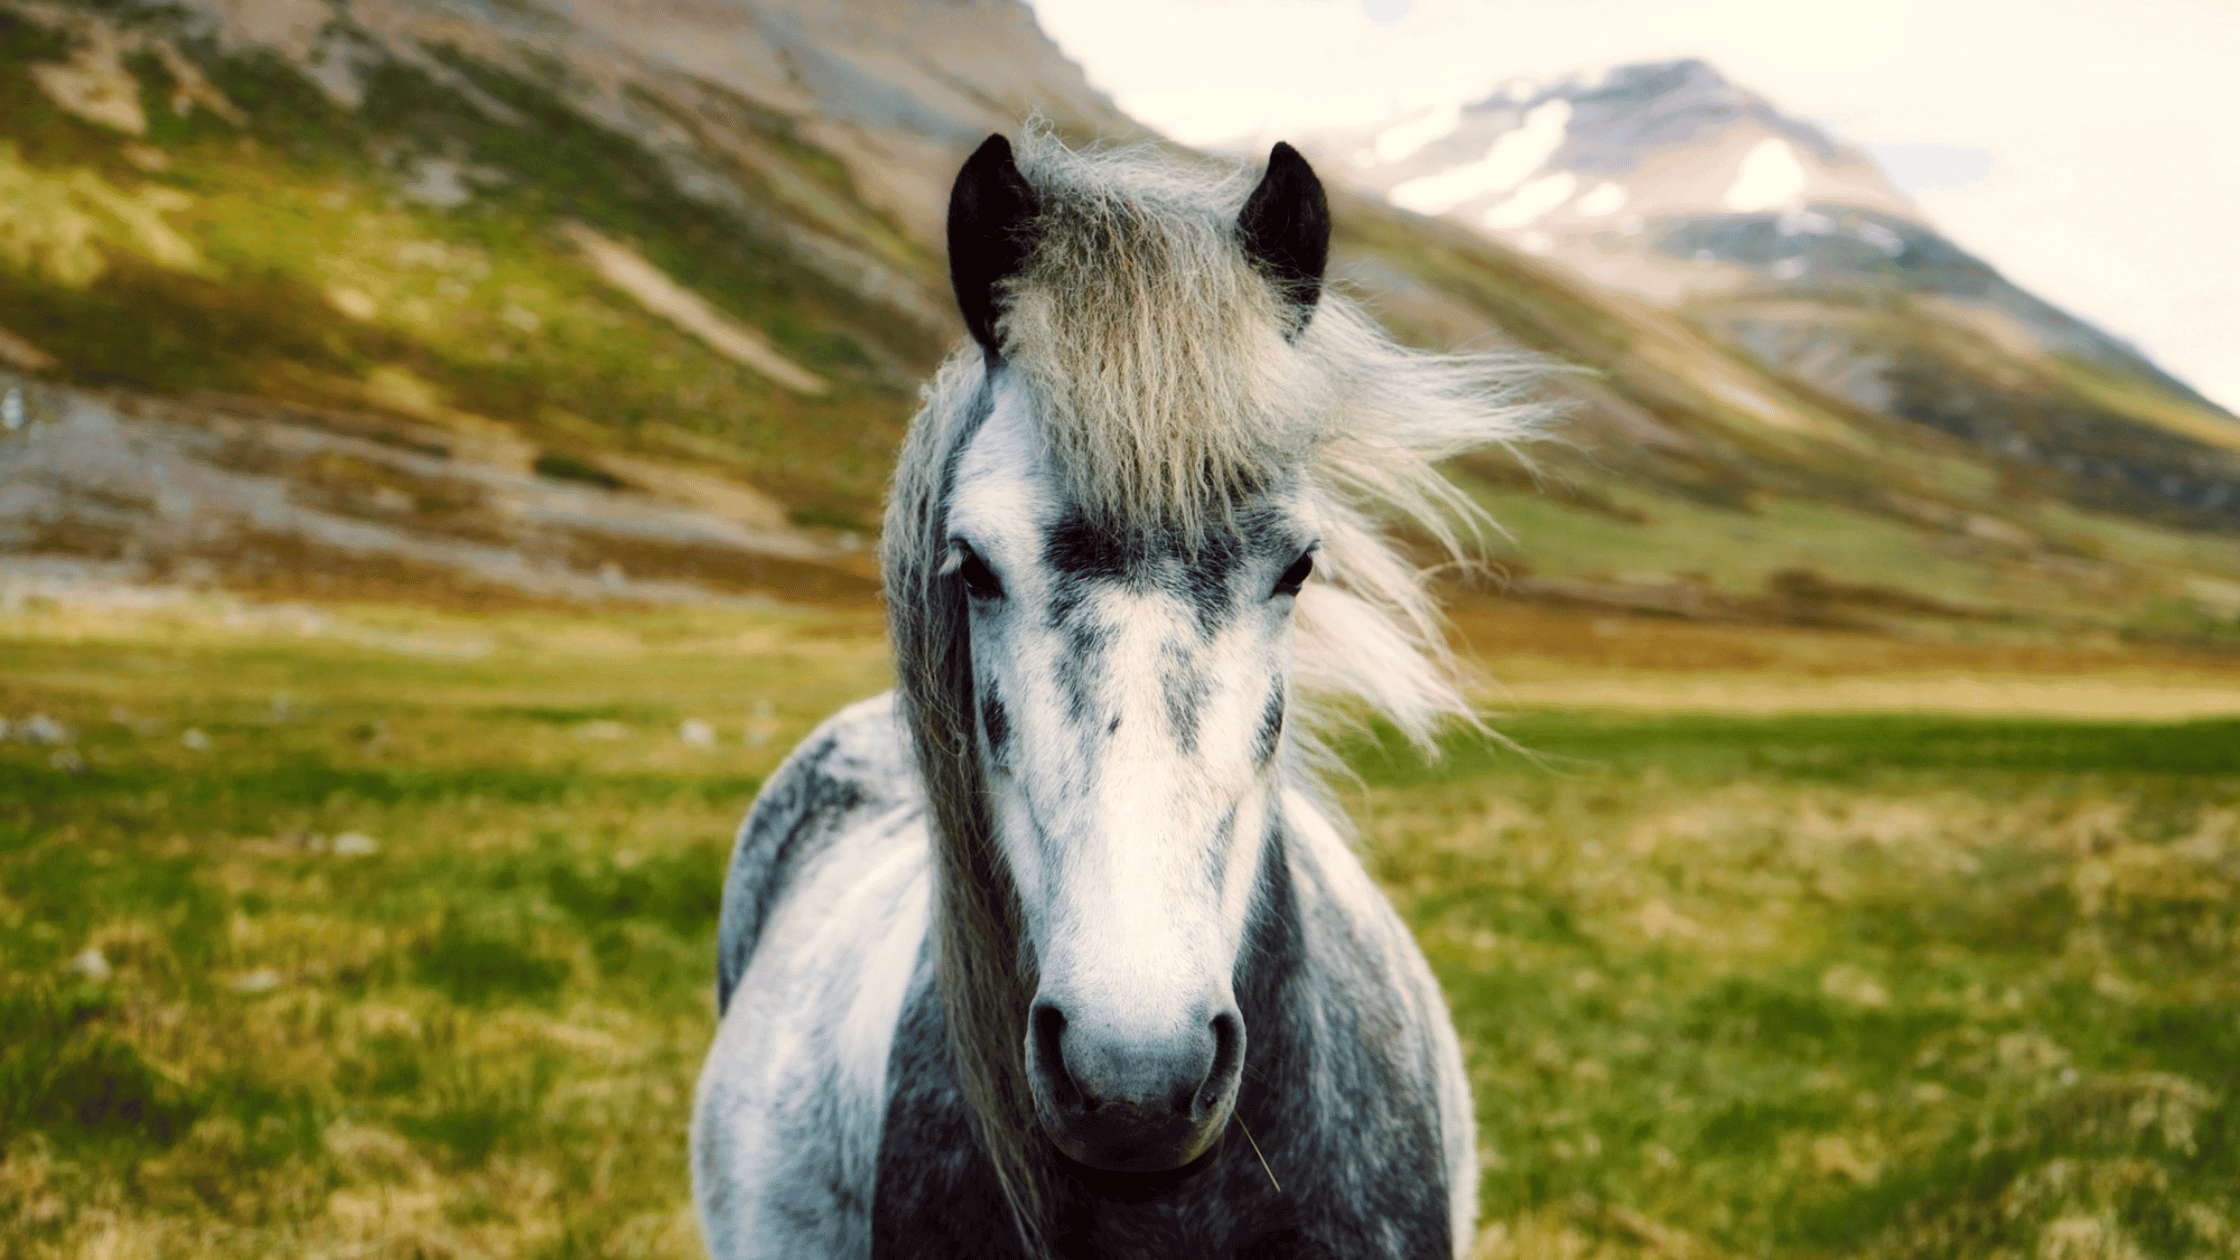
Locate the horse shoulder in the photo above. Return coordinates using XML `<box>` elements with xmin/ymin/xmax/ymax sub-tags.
<box><xmin>716</xmin><ymin>691</ymin><xmax>919</xmax><ymax>1013</ymax></box>
<box><xmin>694</xmin><ymin>693</ymin><xmax>931</xmax><ymax>1259</ymax></box>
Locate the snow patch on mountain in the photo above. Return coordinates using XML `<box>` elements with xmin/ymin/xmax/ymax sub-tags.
<box><xmin>1577</xmin><ymin>181</ymin><xmax>1629</xmax><ymax>217</ymax></box>
<box><xmin>1373</xmin><ymin>101</ymin><xmax>1462</xmax><ymax>164</ymax></box>
<box><xmin>1389</xmin><ymin>98</ymin><xmax>1569</xmax><ymax>216</ymax></box>
<box><xmin>1723</xmin><ymin>138</ymin><xmax>1804</xmax><ymax>213</ymax></box>
<box><xmin>1485</xmin><ymin>171</ymin><xmax>1577</xmax><ymax>229</ymax></box>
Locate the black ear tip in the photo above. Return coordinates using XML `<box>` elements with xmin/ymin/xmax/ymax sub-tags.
<box><xmin>971</xmin><ymin>133</ymin><xmax>1015</xmax><ymax>165</ymax></box>
<box><xmin>1238</xmin><ymin>140</ymin><xmax>1330</xmax><ymax>337</ymax></box>
<box><xmin>953</xmin><ymin>134</ymin><xmax>1020</xmax><ymax>202</ymax></box>
<box><xmin>949</xmin><ymin>132</ymin><xmax>1038</xmax><ymax>357</ymax></box>
<box><xmin>1265</xmin><ymin>142</ymin><xmax>1319</xmax><ymax>185</ymax></box>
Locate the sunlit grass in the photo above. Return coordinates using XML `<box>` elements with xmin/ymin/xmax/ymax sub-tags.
<box><xmin>0</xmin><ymin>599</ymin><xmax>886</xmax><ymax>1259</ymax></box>
<box><xmin>2</xmin><ymin>601</ymin><xmax>2235</xmax><ymax>1257</ymax></box>
<box><xmin>1350</xmin><ymin>716</ymin><xmax>2240</xmax><ymax>1258</ymax></box>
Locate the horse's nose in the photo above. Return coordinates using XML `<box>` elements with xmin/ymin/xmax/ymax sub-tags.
<box><xmin>1026</xmin><ymin>995</ymin><xmax>1245</xmax><ymax>1171</ymax></box>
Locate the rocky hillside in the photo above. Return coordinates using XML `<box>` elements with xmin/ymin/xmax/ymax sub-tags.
<box><xmin>1</xmin><ymin>3</ymin><xmax>2236</xmax><ymax>644</ymax></box>
<box><xmin>0</xmin><ymin>0</ymin><xmax>1132</xmax><ymax>603</ymax></box>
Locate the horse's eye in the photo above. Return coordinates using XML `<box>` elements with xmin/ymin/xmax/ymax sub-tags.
<box><xmin>957</xmin><ymin>550</ymin><xmax>1005</xmax><ymax>600</ymax></box>
<box><xmin>1272</xmin><ymin>551</ymin><xmax>1314</xmax><ymax>599</ymax></box>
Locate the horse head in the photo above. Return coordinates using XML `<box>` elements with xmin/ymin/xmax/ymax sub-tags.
<box><xmin>934</xmin><ymin>135</ymin><xmax>1330</xmax><ymax>1174</ymax></box>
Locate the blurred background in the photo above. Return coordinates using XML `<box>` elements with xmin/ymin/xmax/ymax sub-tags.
<box><xmin>1</xmin><ymin>0</ymin><xmax>2234</xmax><ymax>1255</ymax></box>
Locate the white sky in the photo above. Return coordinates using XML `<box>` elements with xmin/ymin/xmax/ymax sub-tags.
<box><xmin>1026</xmin><ymin>0</ymin><xmax>2240</xmax><ymax>415</ymax></box>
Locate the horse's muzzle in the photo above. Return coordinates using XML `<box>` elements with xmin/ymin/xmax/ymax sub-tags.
<box><xmin>1026</xmin><ymin>997</ymin><xmax>1246</xmax><ymax>1171</ymax></box>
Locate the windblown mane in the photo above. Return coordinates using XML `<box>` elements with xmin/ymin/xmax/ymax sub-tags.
<box><xmin>883</xmin><ymin>131</ymin><xmax>1547</xmax><ymax>1255</ymax></box>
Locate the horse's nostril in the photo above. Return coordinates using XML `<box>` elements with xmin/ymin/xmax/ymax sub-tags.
<box><xmin>1026</xmin><ymin>993</ymin><xmax>1245</xmax><ymax>1170</ymax></box>
<box><xmin>1201</xmin><ymin>1011</ymin><xmax>1244</xmax><ymax>1113</ymax></box>
<box><xmin>1030</xmin><ymin>1001</ymin><xmax>1082</xmax><ymax>1109</ymax></box>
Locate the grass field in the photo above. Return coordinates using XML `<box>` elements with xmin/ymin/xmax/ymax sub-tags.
<box><xmin>2</xmin><ymin>595</ymin><xmax>2235</xmax><ymax>1258</ymax></box>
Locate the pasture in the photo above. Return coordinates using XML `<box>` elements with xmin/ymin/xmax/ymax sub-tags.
<box><xmin>2</xmin><ymin>594</ymin><xmax>2234</xmax><ymax>1258</ymax></box>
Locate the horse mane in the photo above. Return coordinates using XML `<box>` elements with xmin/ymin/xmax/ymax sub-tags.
<box><xmin>883</xmin><ymin>130</ymin><xmax>1549</xmax><ymax>1255</ymax></box>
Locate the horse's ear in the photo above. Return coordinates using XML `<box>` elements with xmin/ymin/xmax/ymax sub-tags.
<box><xmin>1238</xmin><ymin>141</ymin><xmax>1330</xmax><ymax>336</ymax></box>
<box><xmin>948</xmin><ymin>134</ymin><xmax>1040</xmax><ymax>357</ymax></box>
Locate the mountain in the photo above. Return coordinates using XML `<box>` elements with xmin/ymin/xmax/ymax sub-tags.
<box><xmin>1310</xmin><ymin>58</ymin><xmax>1913</xmax><ymax>273</ymax></box>
<box><xmin>1294</xmin><ymin>59</ymin><xmax>2240</xmax><ymax>536</ymax></box>
<box><xmin>1</xmin><ymin>5</ymin><xmax>2237</xmax><ymax>644</ymax></box>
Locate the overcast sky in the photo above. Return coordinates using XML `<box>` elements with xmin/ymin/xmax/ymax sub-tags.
<box><xmin>1026</xmin><ymin>0</ymin><xmax>2240</xmax><ymax>415</ymax></box>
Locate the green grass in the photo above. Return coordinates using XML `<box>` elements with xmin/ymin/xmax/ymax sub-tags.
<box><xmin>0</xmin><ymin>599</ymin><xmax>886</xmax><ymax>1257</ymax></box>
<box><xmin>1</xmin><ymin>601</ymin><xmax>2235</xmax><ymax>1257</ymax></box>
<box><xmin>1350</xmin><ymin>714</ymin><xmax>2240</xmax><ymax>1258</ymax></box>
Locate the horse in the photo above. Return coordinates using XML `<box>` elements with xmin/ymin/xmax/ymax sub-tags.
<box><xmin>691</xmin><ymin>129</ymin><xmax>1544</xmax><ymax>1259</ymax></box>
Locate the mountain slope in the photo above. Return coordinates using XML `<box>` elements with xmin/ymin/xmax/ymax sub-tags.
<box><xmin>0</xmin><ymin>0</ymin><xmax>1133</xmax><ymax>601</ymax></box>
<box><xmin>1297</xmin><ymin>59</ymin><xmax>2240</xmax><ymax>539</ymax></box>
<box><xmin>0</xmin><ymin>4</ymin><xmax>2237</xmax><ymax>643</ymax></box>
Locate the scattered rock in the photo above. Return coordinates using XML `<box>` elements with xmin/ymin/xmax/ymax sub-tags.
<box><xmin>67</xmin><ymin>946</ymin><xmax>112</xmax><ymax>982</ymax></box>
<box><xmin>679</xmin><ymin>718</ymin><xmax>717</xmax><ymax>747</ymax></box>
<box><xmin>575</xmin><ymin>720</ymin><xmax>627</xmax><ymax>741</ymax></box>
<box><xmin>9</xmin><ymin>714</ymin><xmax>74</xmax><ymax>745</ymax></box>
<box><xmin>331</xmin><ymin>831</ymin><xmax>380</xmax><ymax>856</ymax></box>
<box><xmin>326</xmin><ymin>286</ymin><xmax>378</xmax><ymax>321</ymax></box>
<box><xmin>29</xmin><ymin>22</ymin><xmax>147</xmax><ymax>135</ymax></box>
<box><xmin>1821</xmin><ymin>964</ymin><xmax>1891</xmax><ymax>1008</ymax></box>
<box><xmin>230</xmin><ymin>968</ymin><xmax>283</xmax><ymax>994</ymax></box>
<box><xmin>180</xmin><ymin>727</ymin><xmax>212</xmax><ymax>751</ymax></box>
<box><xmin>48</xmin><ymin>748</ymin><xmax>86</xmax><ymax>773</ymax></box>
<box><xmin>400</xmin><ymin>157</ymin><xmax>473</xmax><ymax>208</ymax></box>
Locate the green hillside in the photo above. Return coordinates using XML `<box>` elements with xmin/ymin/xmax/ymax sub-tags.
<box><xmin>0</xmin><ymin>4</ymin><xmax>939</xmax><ymax>527</ymax></box>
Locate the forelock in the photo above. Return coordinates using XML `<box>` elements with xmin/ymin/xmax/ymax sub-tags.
<box><xmin>997</xmin><ymin>131</ymin><xmax>1321</xmax><ymax>538</ymax></box>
